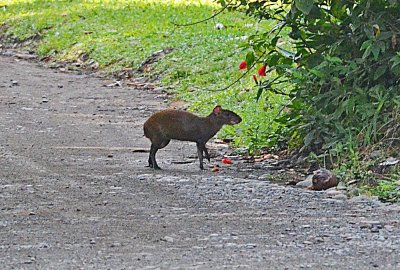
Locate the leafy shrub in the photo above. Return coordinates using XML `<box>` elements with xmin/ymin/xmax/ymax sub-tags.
<box><xmin>217</xmin><ymin>0</ymin><xmax>400</xmax><ymax>160</ymax></box>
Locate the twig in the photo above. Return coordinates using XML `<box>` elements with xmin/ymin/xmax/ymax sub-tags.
<box><xmin>172</xmin><ymin>1</ymin><xmax>233</xmax><ymax>27</ymax></box>
<box><xmin>204</xmin><ymin>50</ymin><xmax>267</xmax><ymax>92</ymax></box>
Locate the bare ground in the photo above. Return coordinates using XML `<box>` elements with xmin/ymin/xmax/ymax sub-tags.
<box><xmin>1</xmin><ymin>55</ymin><xmax>400</xmax><ymax>269</ymax></box>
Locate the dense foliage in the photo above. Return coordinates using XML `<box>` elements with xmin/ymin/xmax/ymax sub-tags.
<box><xmin>218</xmin><ymin>0</ymin><xmax>400</xmax><ymax>163</ymax></box>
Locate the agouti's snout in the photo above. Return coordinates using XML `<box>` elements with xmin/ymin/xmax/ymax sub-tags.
<box><xmin>143</xmin><ymin>105</ymin><xmax>241</xmax><ymax>170</ymax></box>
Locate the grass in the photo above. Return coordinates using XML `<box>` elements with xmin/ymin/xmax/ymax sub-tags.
<box><xmin>362</xmin><ymin>176</ymin><xmax>400</xmax><ymax>203</ymax></box>
<box><xmin>0</xmin><ymin>0</ymin><xmax>288</xmax><ymax>153</ymax></box>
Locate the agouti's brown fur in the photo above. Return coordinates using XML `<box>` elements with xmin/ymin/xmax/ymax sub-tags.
<box><xmin>143</xmin><ymin>105</ymin><xmax>242</xmax><ymax>170</ymax></box>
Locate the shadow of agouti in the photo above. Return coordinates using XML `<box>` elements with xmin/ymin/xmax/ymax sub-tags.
<box><xmin>143</xmin><ymin>105</ymin><xmax>242</xmax><ymax>170</ymax></box>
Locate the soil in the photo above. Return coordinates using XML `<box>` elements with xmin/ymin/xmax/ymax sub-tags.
<box><xmin>1</xmin><ymin>55</ymin><xmax>400</xmax><ymax>269</ymax></box>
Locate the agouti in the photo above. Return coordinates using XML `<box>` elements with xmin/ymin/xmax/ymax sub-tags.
<box><xmin>143</xmin><ymin>105</ymin><xmax>242</xmax><ymax>170</ymax></box>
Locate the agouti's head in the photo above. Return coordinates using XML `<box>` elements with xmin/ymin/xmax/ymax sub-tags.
<box><xmin>211</xmin><ymin>105</ymin><xmax>242</xmax><ymax>125</ymax></box>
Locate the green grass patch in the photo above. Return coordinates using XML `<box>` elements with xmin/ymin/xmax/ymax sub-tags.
<box><xmin>362</xmin><ymin>177</ymin><xmax>400</xmax><ymax>203</ymax></box>
<box><xmin>1</xmin><ymin>0</ymin><xmax>288</xmax><ymax>153</ymax></box>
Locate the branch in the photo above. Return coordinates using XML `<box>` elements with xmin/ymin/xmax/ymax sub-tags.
<box><xmin>204</xmin><ymin>50</ymin><xmax>267</xmax><ymax>92</ymax></box>
<box><xmin>172</xmin><ymin>1</ymin><xmax>233</xmax><ymax>27</ymax></box>
<box><xmin>260</xmin><ymin>78</ymin><xmax>293</xmax><ymax>96</ymax></box>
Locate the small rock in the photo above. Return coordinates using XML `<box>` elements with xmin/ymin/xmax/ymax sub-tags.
<box><xmin>349</xmin><ymin>195</ymin><xmax>371</xmax><ymax>203</ymax></box>
<box><xmin>336</xmin><ymin>181</ymin><xmax>347</xmax><ymax>190</ymax></box>
<box><xmin>370</xmin><ymin>227</ymin><xmax>380</xmax><ymax>233</ymax></box>
<box><xmin>296</xmin><ymin>175</ymin><xmax>313</xmax><ymax>188</ymax></box>
<box><xmin>162</xmin><ymin>236</ymin><xmax>174</xmax><ymax>243</ymax></box>
<box><xmin>23</xmin><ymin>257</ymin><xmax>36</xmax><ymax>264</ymax></box>
<box><xmin>314</xmin><ymin>237</ymin><xmax>324</xmax><ymax>243</ymax></box>
<box><xmin>332</xmin><ymin>194</ymin><xmax>347</xmax><ymax>200</ymax></box>
<box><xmin>15</xmin><ymin>53</ymin><xmax>37</xmax><ymax>60</ymax></box>
<box><xmin>309</xmin><ymin>169</ymin><xmax>339</xmax><ymax>191</ymax></box>
<box><xmin>245</xmin><ymin>243</ymin><xmax>257</xmax><ymax>249</ymax></box>
<box><xmin>363</xmin><ymin>220</ymin><xmax>383</xmax><ymax>226</ymax></box>
<box><xmin>379</xmin><ymin>157</ymin><xmax>399</xmax><ymax>166</ymax></box>
<box><xmin>11</xmin><ymin>80</ymin><xmax>19</xmax><ymax>86</ymax></box>
<box><xmin>110</xmin><ymin>242</ymin><xmax>121</xmax><ymax>248</ymax></box>
<box><xmin>325</xmin><ymin>188</ymin><xmax>343</xmax><ymax>196</ymax></box>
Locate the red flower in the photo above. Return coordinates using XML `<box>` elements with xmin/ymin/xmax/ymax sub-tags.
<box><xmin>239</xmin><ymin>60</ymin><xmax>247</xmax><ymax>70</ymax></box>
<box><xmin>252</xmin><ymin>75</ymin><xmax>258</xmax><ymax>84</ymax></box>
<box><xmin>222</xmin><ymin>158</ymin><xmax>233</xmax><ymax>164</ymax></box>
<box><xmin>258</xmin><ymin>65</ymin><xmax>267</xmax><ymax>76</ymax></box>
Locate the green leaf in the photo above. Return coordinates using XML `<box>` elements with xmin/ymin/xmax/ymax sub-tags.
<box><xmin>373</xmin><ymin>65</ymin><xmax>387</xmax><ymax>80</ymax></box>
<box><xmin>390</xmin><ymin>55</ymin><xmax>400</xmax><ymax>69</ymax></box>
<box><xmin>360</xmin><ymin>40</ymin><xmax>372</xmax><ymax>50</ymax></box>
<box><xmin>371</xmin><ymin>43</ymin><xmax>381</xmax><ymax>60</ymax></box>
<box><xmin>362</xmin><ymin>44</ymin><xmax>372</xmax><ymax>59</ymax></box>
<box><xmin>310</xmin><ymin>68</ymin><xmax>324</xmax><ymax>78</ymax></box>
<box><xmin>245</xmin><ymin>51</ymin><xmax>255</xmax><ymax>68</ymax></box>
<box><xmin>303</xmin><ymin>130</ymin><xmax>315</xmax><ymax>147</ymax></box>
<box><xmin>295</xmin><ymin>0</ymin><xmax>314</xmax><ymax>15</ymax></box>
<box><xmin>256</xmin><ymin>87</ymin><xmax>263</xmax><ymax>101</ymax></box>
<box><xmin>325</xmin><ymin>56</ymin><xmax>342</xmax><ymax>64</ymax></box>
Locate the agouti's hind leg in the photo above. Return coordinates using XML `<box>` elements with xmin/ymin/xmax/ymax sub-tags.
<box><xmin>149</xmin><ymin>144</ymin><xmax>161</xmax><ymax>170</ymax></box>
<box><xmin>149</xmin><ymin>140</ymin><xmax>170</xmax><ymax>170</ymax></box>
<box><xmin>203</xmin><ymin>146</ymin><xmax>210</xmax><ymax>162</ymax></box>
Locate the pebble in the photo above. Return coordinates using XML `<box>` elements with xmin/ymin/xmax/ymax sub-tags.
<box><xmin>337</xmin><ymin>181</ymin><xmax>347</xmax><ymax>190</ymax></box>
<box><xmin>296</xmin><ymin>177</ymin><xmax>313</xmax><ymax>188</ymax></box>
<box><xmin>162</xmin><ymin>236</ymin><xmax>174</xmax><ymax>243</ymax></box>
<box><xmin>349</xmin><ymin>195</ymin><xmax>371</xmax><ymax>203</ymax></box>
<box><xmin>332</xmin><ymin>194</ymin><xmax>348</xmax><ymax>200</ymax></box>
<box><xmin>245</xmin><ymin>243</ymin><xmax>257</xmax><ymax>249</ymax></box>
<box><xmin>258</xmin><ymin>174</ymin><xmax>271</xmax><ymax>180</ymax></box>
<box><xmin>137</xmin><ymin>174</ymin><xmax>151</xmax><ymax>181</ymax></box>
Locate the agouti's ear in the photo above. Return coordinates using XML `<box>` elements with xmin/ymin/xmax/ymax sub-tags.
<box><xmin>213</xmin><ymin>105</ymin><xmax>222</xmax><ymax>115</ymax></box>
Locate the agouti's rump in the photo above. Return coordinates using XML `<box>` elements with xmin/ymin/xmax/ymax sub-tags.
<box><xmin>143</xmin><ymin>105</ymin><xmax>241</xmax><ymax>170</ymax></box>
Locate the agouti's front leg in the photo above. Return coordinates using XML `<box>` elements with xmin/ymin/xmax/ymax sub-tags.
<box><xmin>196</xmin><ymin>142</ymin><xmax>205</xmax><ymax>170</ymax></box>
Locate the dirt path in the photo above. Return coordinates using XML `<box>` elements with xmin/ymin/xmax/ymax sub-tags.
<box><xmin>1</xmin><ymin>55</ymin><xmax>400</xmax><ymax>269</ymax></box>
